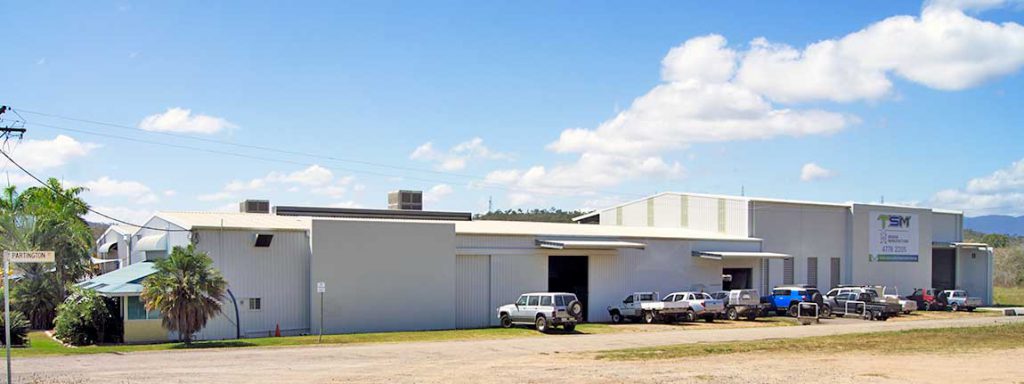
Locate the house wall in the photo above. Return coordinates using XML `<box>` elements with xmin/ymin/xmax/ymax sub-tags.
<box><xmin>130</xmin><ymin>217</ymin><xmax>190</xmax><ymax>265</ymax></box>
<box><xmin>957</xmin><ymin>246</ymin><xmax>992</xmax><ymax>304</ymax></box>
<box><xmin>597</xmin><ymin>193</ymin><xmax>748</xmax><ymax>237</ymax></box>
<box><xmin>192</xmin><ymin>228</ymin><xmax>311</xmax><ymax>340</ymax></box>
<box><xmin>932</xmin><ymin>212</ymin><xmax>962</xmax><ymax>243</ymax></box>
<box><xmin>751</xmin><ymin>201</ymin><xmax>849</xmax><ymax>290</ymax></box>
<box><xmin>850</xmin><ymin>204</ymin><xmax>933</xmax><ymax>294</ymax></box>
<box><xmin>123</xmin><ymin>319</ymin><xmax>167</xmax><ymax>344</ymax></box>
<box><xmin>311</xmin><ymin>220</ymin><xmax>456</xmax><ymax>333</ymax></box>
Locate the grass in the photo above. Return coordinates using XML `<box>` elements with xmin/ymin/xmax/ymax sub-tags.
<box><xmin>596</xmin><ymin>322</ymin><xmax>1024</xmax><ymax>361</ymax></box>
<box><xmin>13</xmin><ymin>323</ymin><xmax>614</xmax><ymax>358</ymax></box>
<box><xmin>994</xmin><ymin>286</ymin><xmax>1024</xmax><ymax>307</ymax></box>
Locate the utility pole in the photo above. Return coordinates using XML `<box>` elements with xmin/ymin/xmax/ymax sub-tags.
<box><xmin>0</xmin><ymin>106</ymin><xmax>26</xmax><ymax>145</ymax></box>
<box><xmin>488</xmin><ymin>196</ymin><xmax>493</xmax><ymax>213</ymax></box>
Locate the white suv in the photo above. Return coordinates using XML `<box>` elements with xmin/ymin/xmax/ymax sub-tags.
<box><xmin>497</xmin><ymin>292</ymin><xmax>583</xmax><ymax>332</ymax></box>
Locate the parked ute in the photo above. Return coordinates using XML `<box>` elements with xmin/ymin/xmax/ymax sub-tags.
<box><xmin>662</xmin><ymin>291</ymin><xmax>725</xmax><ymax>322</ymax></box>
<box><xmin>826</xmin><ymin>286</ymin><xmax>915</xmax><ymax>315</ymax></box>
<box><xmin>770</xmin><ymin>286</ymin><xmax>825</xmax><ymax>317</ymax></box>
<box><xmin>939</xmin><ymin>290</ymin><xmax>983</xmax><ymax>312</ymax></box>
<box><xmin>908</xmin><ymin>288</ymin><xmax>947</xmax><ymax>311</ymax></box>
<box><xmin>825</xmin><ymin>291</ymin><xmax>900</xmax><ymax>321</ymax></box>
<box><xmin>709</xmin><ymin>289</ymin><xmax>765</xmax><ymax>321</ymax></box>
<box><xmin>606</xmin><ymin>292</ymin><xmax>691</xmax><ymax>324</ymax></box>
<box><xmin>497</xmin><ymin>292</ymin><xmax>583</xmax><ymax>333</ymax></box>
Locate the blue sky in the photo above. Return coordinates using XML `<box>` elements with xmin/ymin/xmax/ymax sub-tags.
<box><xmin>3</xmin><ymin>0</ymin><xmax>1024</xmax><ymax>222</ymax></box>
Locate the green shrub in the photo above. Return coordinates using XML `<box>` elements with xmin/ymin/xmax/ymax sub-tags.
<box><xmin>0</xmin><ymin>309</ymin><xmax>30</xmax><ymax>346</ymax></box>
<box><xmin>54</xmin><ymin>288</ymin><xmax>120</xmax><ymax>345</ymax></box>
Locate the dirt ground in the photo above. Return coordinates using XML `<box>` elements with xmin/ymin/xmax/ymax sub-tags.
<box><xmin>13</xmin><ymin>316</ymin><xmax>1023</xmax><ymax>384</ymax></box>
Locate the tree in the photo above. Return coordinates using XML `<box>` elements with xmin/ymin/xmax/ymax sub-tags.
<box><xmin>53</xmin><ymin>287</ymin><xmax>119</xmax><ymax>345</ymax></box>
<box><xmin>982</xmin><ymin>233</ymin><xmax>1011</xmax><ymax>248</ymax></box>
<box><xmin>12</xmin><ymin>263</ymin><xmax>59</xmax><ymax>329</ymax></box>
<box><xmin>141</xmin><ymin>245</ymin><xmax>227</xmax><ymax>344</ymax></box>
<box><xmin>474</xmin><ymin>208</ymin><xmax>590</xmax><ymax>223</ymax></box>
<box><xmin>21</xmin><ymin>178</ymin><xmax>94</xmax><ymax>300</ymax></box>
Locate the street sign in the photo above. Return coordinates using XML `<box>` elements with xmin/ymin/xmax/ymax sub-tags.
<box><xmin>5</xmin><ymin>250</ymin><xmax>55</xmax><ymax>384</ymax></box>
<box><xmin>3</xmin><ymin>251</ymin><xmax>54</xmax><ymax>263</ymax></box>
<box><xmin>316</xmin><ymin>281</ymin><xmax>326</xmax><ymax>293</ymax></box>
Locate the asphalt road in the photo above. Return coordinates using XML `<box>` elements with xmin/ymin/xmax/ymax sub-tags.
<box><xmin>10</xmin><ymin>315</ymin><xmax>1023</xmax><ymax>384</ymax></box>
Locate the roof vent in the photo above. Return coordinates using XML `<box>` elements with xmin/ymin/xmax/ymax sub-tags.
<box><xmin>387</xmin><ymin>190</ymin><xmax>422</xmax><ymax>211</ymax></box>
<box><xmin>240</xmin><ymin>199</ymin><xmax>271</xmax><ymax>214</ymax></box>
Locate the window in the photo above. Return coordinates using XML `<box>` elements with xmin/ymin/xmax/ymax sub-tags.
<box><xmin>516</xmin><ymin>296</ymin><xmax>528</xmax><ymax>306</ymax></box>
<box><xmin>528</xmin><ymin>296</ymin><xmax>539</xmax><ymax>306</ymax></box>
<box><xmin>554</xmin><ymin>295</ymin><xmax>565</xmax><ymax>306</ymax></box>
<box><xmin>639</xmin><ymin>293</ymin><xmax>655</xmax><ymax>301</ymax></box>
<box><xmin>623</xmin><ymin>295</ymin><xmax>634</xmax><ymax>304</ymax></box>
<box><xmin>126</xmin><ymin>296</ymin><xmax>160</xmax><ymax>320</ymax></box>
<box><xmin>254</xmin><ymin>234</ymin><xmax>274</xmax><ymax>247</ymax></box>
<box><xmin>773</xmin><ymin>289</ymin><xmax>791</xmax><ymax>296</ymax></box>
<box><xmin>540</xmin><ymin>296</ymin><xmax>552</xmax><ymax>306</ymax></box>
<box><xmin>248</xmin><ymin>298</ymin><xmax>262</xmax><ymax>311</ymax></box>
<box><xmin>807</xmin><ymin>257</ymin><xmax>818</xmax><ymax>287</ymax></box>
<box><xmin>830</xmin><ymin>258</ymin><xmax>841</xmax><ymax>287</ymax></box>
<box><xmin>783</xmin><ymin>258</ymin><xmax>794</xmax><ymax>285</ymax></box>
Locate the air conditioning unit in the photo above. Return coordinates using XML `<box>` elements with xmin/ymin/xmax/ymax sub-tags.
<box><xmin>387</xmin><ymin>190</ymin><xmax>422</xmax><ymax>211</ymax></box>
<box><xmin>240</xmin><ymin>199</ymin><xmax>271</xmax><ymax>214</ymax></box>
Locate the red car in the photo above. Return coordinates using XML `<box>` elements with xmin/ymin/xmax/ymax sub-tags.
<box><xmin>908</xmin><ymin>288</ymin><xmax>947</xmax><ymax>311</ymax></box>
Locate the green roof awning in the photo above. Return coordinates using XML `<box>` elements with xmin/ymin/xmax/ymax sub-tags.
<box><xmin>77</xmin><ymin>262</ymin><xmax>158</xmax><ymax>297</ymax></box>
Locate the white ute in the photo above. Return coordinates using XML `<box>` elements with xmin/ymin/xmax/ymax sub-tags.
<box><xmin>607</xmin><ymin>292</ymin><xmax>691</xmax><ymax>324</ymax></box>
<box><xmin>664</xmin><ymin>291</ymin><xmax>726</xmax><ymax>322</ymax></box>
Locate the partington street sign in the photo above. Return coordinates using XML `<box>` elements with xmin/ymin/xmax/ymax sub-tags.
<box><xmin>4</xmin><ymin>250</ymin><xmax>55</xmax><ymax>384</ymax></box>
<box><xmin>3</xmin><ymin>251</ymin><xmax>55</xmax><ymax>263</ymax></box>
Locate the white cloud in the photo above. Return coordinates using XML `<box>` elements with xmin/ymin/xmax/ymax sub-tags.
<box><xmin>84</xmin><ymin>177</ymin><xmax>152</xmax><ymax>198</ymax></box>
<box><xmin>410</xmin><ymin>138</ymin><xmax>512</xmax><ymax>171</ymax></box>
<box><xmin>485</xmin><ymin>1</ymin><xmax>1024</xmax><ymax>206</ymax></box>
<box><xmin>932</xmin><ymin>158</ymin><xmax>1024</xmax><ymax>215</ymax></box>
<box><xmin>202</xmin><ymin>165</ymin><xmax>354</xmax><ymax>202</ymax></box>
<box><xmin>423</xmin><ymin>184</ymin><xmax>454</xmax><ymax>204</ymax></box>
<box><xmin>2</xmin><ymin>135</ymin><xmax>99</xmax><ymax>170</ymax></box>
<box><xmin>737</xmin><ymin>2</ymin><xmax>1024</xmax><ymax>102</ymax></box>
<box><xmin>328</xmin><ymin>201</ymin><xmax>363</xmax><ymax>208</ymax></box>
<box><xmin>138</xmin><ymin>107</ymin><xmax>236</xmax><ymax>134</ymax></box>
<box><xmin>800</xmin><ymin>163</ymin><xmax>836</xmax><ymax>182</ymax></box>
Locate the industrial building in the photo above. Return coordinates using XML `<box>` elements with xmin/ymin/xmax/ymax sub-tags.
<box><xmin>82</xmin><ymin>190</ymin><xmax>991</xmax><ymax>343</ymax></box>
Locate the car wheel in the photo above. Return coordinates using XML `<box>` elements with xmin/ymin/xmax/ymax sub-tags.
<box><xmin>923</xmin><ymin>302</ymin><xmax>931</xmax><ymax>311</ymax></box>
<box><xmin>500</xmin><ymin>314</ymin><xmax>512</xmax><ymax>328</ymax></box>
<box><xmin>967</xmin><ymin>307</ymin><xmax>975</xmax><ymax>312</ymax></box>
<box><xmin>788</xmin><ymin>304</ymin><xmax>799</xmax><ymax>317</ymax></box>
<box><xmin>904</xmin><ymin>311</ymin><xmax>912</xmax><ymax>315</ymax></box>
<box><xmin>951</xmin><ymin>303</ymin><xmax>960</xmax><ymax>312</ymax></box>
<box><xmin>820</xmin><ymin>305</ymin><xmax>832</xmax><ymax>318</ymax></box>
<box><xmin>535</xmin><ymin>316</ymin><xmax>549</xmax><ymax>333</ymax></box>
<box><xmin>684</xmin><ymin>309</ymin><xmax>696</xmax><ymax>322</ymax></box>
<box><xmin>567</xmin><ymin>300</ymin><xmax>584</xmax><ymax>319</ymax></box>
<box><xmin>746</xmin><ymin>313</ymin><xmax>757</xmax><ymax>321</ymax></box>
<box><xmin>610</xmin><ymin>312</ymin><xmax>623</xmax><ymax>324</ymax></box>
<box><xmin>704</xmin><ymin>316</ymin><xmax>714</xmax><ymax>323</ymax></box>
<box><xmin>863</xmin><ymin>310</ymin><xmax>873</xmax><ymax>321</ymax></box>
<box><xmin>643</xmin><ymin>311</ymin><xmax>655</xmax><ymax>324</ymax></box>
<box><xmin>727</xmin><ymin>308</ymin><xmax>739</xmax><ymax>321</ymax></box>
<box><xmin>563</xmin><ymin>323</ymin><xmax>576</xmax><ymax>333</ymax></box>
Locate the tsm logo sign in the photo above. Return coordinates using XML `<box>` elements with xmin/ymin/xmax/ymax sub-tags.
<box><xmin>877</xmin><ymin>214</ymin><xmax>911</xmax><ymax>229</ymax></box>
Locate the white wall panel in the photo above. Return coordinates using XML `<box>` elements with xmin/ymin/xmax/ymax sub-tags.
<box><xmin>932</xmin><ymin>212</ymin><xmax>961</xmax><ymax>243</ymax></box>
<box><xmin>193</xmin><ymin>229</ymin><xmax>311</xmax><ymax>340</ymax></box>
<box><xmin>455</xmin><ymin>255</ymin><xmax>491</xmax><ymax>329</ymax></box>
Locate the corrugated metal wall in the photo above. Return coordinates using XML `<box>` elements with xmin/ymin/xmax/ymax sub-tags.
<box><xmin>455</xmin><ymin>255</ymin><xmax>491</xmax><ymax>329</ymax></box>
<box><xmin>194</xmin><ymin>229</ymin><xmax>311</xmax><ymax>340</ymax></box>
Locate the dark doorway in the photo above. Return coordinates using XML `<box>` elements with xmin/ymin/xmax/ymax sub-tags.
<box><xmin>548</xmin><ymin>256</ymin><xmax>588</xmax><ymax>321</ymax></box>
<box><xmin>723</xmin><ymin>268</ymin><xmax>752</xmax><ymax>290</ymax></box>
<box><xmin>932</xmin><ymin>248</ymin><xmax>956</xmax><ymax>291</ymax></box>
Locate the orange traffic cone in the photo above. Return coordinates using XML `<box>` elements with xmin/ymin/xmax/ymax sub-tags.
<box><xmin>274</xmin><ymin>323</ymin><xmax>281</xmax><ymax>337</ymax></box>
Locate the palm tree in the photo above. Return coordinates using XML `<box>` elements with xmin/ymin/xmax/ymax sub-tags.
<box><xmin>21</xmin><ymin>178</ymin><xmax>93</xmax><ymax>300</ymax></box>
<box><xmin>12</xmin><ymin>263</ymin><xmax>59</xmax><ymax>329</ymax></box>
<box><xmin>141</xmin><ymin>245</ymin><xmax>227</xmax><ymax>344</ymax></box>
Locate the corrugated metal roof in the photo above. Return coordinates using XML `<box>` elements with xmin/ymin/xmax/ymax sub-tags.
<box><xmin>156</xmin><ymin>211</ymin><xmax>312</xmax><ymax>231</ymax></box>
<box><xmin>77</xmin><ymin>262</ymin><xmax>157</xmax><ymax>296</ymax></box>
<box><xmin>148</xmin><ymin>211</ymin><xmax>757</xmax><ymax>241</ymax></box>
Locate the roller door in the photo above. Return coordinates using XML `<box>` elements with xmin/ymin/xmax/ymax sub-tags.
<box><xmin>455</xmin><ymin>255</ymin><xmax>491</xmax><ymax>329</ymax></box>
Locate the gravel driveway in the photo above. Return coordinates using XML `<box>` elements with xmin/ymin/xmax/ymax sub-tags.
<box><xmin>12</xmin><ymin>316</ymin><xmax>1023</xmax><ymax>384</ymax></box>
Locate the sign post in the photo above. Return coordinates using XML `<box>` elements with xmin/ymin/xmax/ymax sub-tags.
<box><xmin>3</xmin><ymin>251</ymin><xmax>54</xmax><ymax>384</ymax></box>
<box><xmin>316</xmin><ymin>281</ymin><xmax>325</xmax><ymax>343</ymax></box>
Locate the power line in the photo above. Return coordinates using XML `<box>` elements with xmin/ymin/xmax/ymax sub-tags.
<box><xmin>0</xmin><ymin>147</ymin><xmax>190</xmax><ymax>232</ymax></box>
<box><xmin>23</xmin><ymin>120</ymin><xmax>651</xmax><ymax>200</ymax></box>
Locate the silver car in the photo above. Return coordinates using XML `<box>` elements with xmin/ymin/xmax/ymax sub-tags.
<box><xmin>497</xmin><ymin>292</ymin><xmax>583</xmax><ymax>332</ymax></box>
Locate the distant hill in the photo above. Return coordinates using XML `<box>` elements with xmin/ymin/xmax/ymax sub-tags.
<box><xmin>965</xmin><ymin>215</ymin><xmax>1024</xmax><ymax>236</ymax></box>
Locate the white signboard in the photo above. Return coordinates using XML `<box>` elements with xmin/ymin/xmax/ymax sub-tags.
<box><xmin>316</xmin><ymin>281</ymin><xmax>326</xmax><ymax>293</ymax></box>
<box><xmin>3</xmin><ymin>251</ymin><xmax>55</xmax><ymax>263</ymax></box>
<box><xmin>868</xmin><ymin>212</ymin><xmax>919</xmax><ymax>262</ymax></box>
